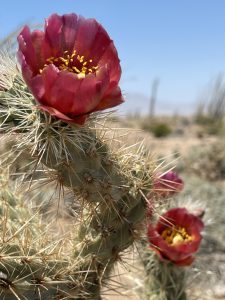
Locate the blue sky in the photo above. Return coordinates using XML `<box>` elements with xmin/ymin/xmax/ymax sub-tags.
<box><xmin>1</xmin><ymin>0</ymin><xmax>225</xmax><ymax>116</ymax></box>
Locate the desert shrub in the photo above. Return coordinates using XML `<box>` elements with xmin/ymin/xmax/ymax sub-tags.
<box><xmin>151</xmin><ymin>122</ymin><xmax>172</xmax><ymax>137</ymax></box>
<box><xmin>195</xmin><ymin>74</ymin><xmax>225</xmax><ymax>135</ymax></box>
<box><xmin>185</xmin><ymin>140</ymin><xmax>225</xmax><ymax>180</ymax></box>
<box><xmin>142</xmin><ymin>121</ymin><xmax>172</xmax><ymax>137</ymax></box>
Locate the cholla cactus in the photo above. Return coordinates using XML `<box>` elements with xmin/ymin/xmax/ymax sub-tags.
<box><xmin>0</xmin><ymin>170</ymin><xmax>74</xmax><ymax>299</ymax></box>
<box><xmin>142</xmin><ymin>201</ymin><xmax>204</xmax><ymax>299</ymax></box>
<box><xmin>142</xmin><ymin>251</ymin><xmax>188</xmax><ymax>300</ymax></box>
<box><xmin>0</xmin><ymin>13</ymin><xmax>155</xmax><ymax>299</ymax></box>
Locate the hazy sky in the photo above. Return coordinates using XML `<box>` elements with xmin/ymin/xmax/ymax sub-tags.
<box><xmin>1</xmin><ymin>0</ymin><xmax>225</xmax><ymax>115</ymax></box>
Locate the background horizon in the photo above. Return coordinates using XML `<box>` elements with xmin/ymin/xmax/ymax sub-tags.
<box><xmin>1</xmin><ymin>0</ymin><xmax>225</xmax><ymax>116</ymax></box>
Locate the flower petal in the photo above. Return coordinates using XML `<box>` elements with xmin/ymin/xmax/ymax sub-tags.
<box><xmin>17</xmin><ymin>26</ymin><xmax>40</xmax><ymax>74</ymax></box>
<box><xmin>74</xmin><ymin>17</ymin><xmax>100</xmax><ymax>58</ymax></box>
<box><xmin>174</xmin><ymin>256</ymin><xmax>195</xmax><ymax>266</ymax></box>
<box><xmin>148</xmin><ymin>207</ymin><xmax>204</xmax><ymax>266</ymax></box>
<box><xmin>86</xmin><ymin>23</ymin><xmax>112</xmax><ymax>63</ymax></box>
<box><xmin>30</xmin><ymin>74</ymin><xmax>45</xmax><ymax>100</ymax></box>
<box><xmin>41</xmin><ymin>64</ymin><xmax>59</xmax><ymax>101</ymax></box>
<box><xmin>98</xmin><ymin>43</ymin><xmax>121</xmax><ymax>84</ymax></box>
<box><xmin>93</xmin><ymin>86</ymin><xmax>124</xmax><ymax>111</ymax></box>
<box><xmin>17</xmin><ymin>51</ymin><xmax>33</xmax><ymax>85</ymax></box>
<box><xmin>61</xmin><ymin>13</ymin><xmax>79</xmax><ymax>53</ymax></box>
<box><xmin>30</xmin><ymin>30</ymin><xmax>46</xmax><ymax>67</ymax></box>
<box><xmin>39</xmin><ymin>105</ymin><xmax>87</xmax><ymax>124</ymax></box>
<box><xmin>45</xmin><ymin>14</ymin><xmax>64</xmax><ymax>57</ymax></box>
<box><xmin>46</xmin><ymin>71</ymin><xmax>102</xmax><ymax>116</ymax></box>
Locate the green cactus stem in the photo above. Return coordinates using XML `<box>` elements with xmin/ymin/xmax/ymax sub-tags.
<box><xmin>0</xmin><ymin>55</ymin><xmax>155</xmax><ymax>299</ymax></box>
<box><xmin>142</xmin><ymin>250</ymin><xmax>187</xmax><ymax>300</ymax></box>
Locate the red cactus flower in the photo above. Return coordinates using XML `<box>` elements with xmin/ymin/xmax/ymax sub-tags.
<box><xmin>148</xmin><ymin>207</ymin><xmax>204</xmax><ymax>266</ymax></box>
<box><xmin>17</xmin><ymin>13</ymin><xmax>124</xmax><ymax>124</ymax></box>
<box><xmin>153</xmin><ymin>171</ymin><xmax>184</xmax><ymax>197</ymax></box>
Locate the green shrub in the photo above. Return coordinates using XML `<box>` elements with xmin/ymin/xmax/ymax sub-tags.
<box><xmin>150</xmin><ymin>122</ymin><xmax>172</xmax><ymax>138</ymax></box>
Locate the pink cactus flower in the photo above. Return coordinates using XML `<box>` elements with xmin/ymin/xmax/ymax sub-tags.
<box><xmin>17</xmin><ymin>13</ymin><xmax>124</xmax><ymax>124</ymax></box>
<box><xmin>153</xmin><ymin>171</ymin><xmax>184</xmax><ymax>197</ymax></box>
<box><xmin>148</xmin><ymin>207</ymin><xmax>204</xmax><ymax>266</ymax></box>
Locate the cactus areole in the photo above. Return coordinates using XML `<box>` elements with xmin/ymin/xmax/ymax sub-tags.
<box><xmin>17</xmin><ymin>13</ymin><xmax>124</xmax><ymax>124</ymax></box>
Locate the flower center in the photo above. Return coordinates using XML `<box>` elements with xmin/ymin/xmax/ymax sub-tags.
<box><xmin>40</xmin><ymin>50</ymin><xmax>99</xmax><ymax>78</ymax></box>
<box><xmin>161</xmin><ymin>226</ymin><xmax>192</xmax><ymax>245</ymax></box>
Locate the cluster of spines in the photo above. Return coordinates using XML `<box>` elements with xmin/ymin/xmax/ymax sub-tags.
<box><xmin>141</xmin><ymin>250</ymin><xmax>187</xmax><ymax>300</ymax></box>
<box><xmin>0</xmin><ymin>54</ymin><xmax>156</xmax><ymax>299</ymax></box>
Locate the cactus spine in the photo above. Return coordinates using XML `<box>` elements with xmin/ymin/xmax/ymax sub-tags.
<box><xmin>142</xmin><ymin>251</ymin><xmax>187</xmax><ymax>300</ymax></box>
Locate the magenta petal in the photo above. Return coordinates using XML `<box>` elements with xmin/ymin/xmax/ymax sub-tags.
<box><xmin>74</xmin><ymin>17</ymin><xmax>99</xmax><ymax>58</ymax></box>
<box><xmin>98</xmin><ymin>43</ymin><xmax>121</xmax><ymax>83</ymax></box>
<box><xmin>38</xmin><ymin>105</ymin><xmax>87</xmax><ymax>125</ymax></box>
<box><xmin>95</xmin><ymin>66</ymin><xmax>111</xmax><ymax>96</ymax></box>
<box><xmin>41</xmin><ymin>64</ymin><xmax>59</xmax><ymax>101</ymax></box>
<box><xmin>44</xmin><ymin>71</ymin><xmax>81</xmax><ymax>113</ymax></box>
<box><xmin>45</xmin><ymin>14</ymin><xmax>64</xmax><ymax>56</ymax></box>
<box><xmin>87</xmin><ymin>24</ymin><xmax>112</xmax><ymax>63</ymax></box>
<box><xmin>18</xmin><ymin>26</ymin><xmax>39</xmax><ymax>73</ymax></box>
<box><xmin>93</xmin><ymin>86</ymin><xmax>124</xmax><ymax>111</ymax></box>
<box><xmin>48</xmin><ymin>72</ymin><xmax>102</xmax><ymax>115</ymax></box>
<box><xmin>175</xmin><ymin>256</ymin><xmax>195</xmax><ymax>266</ymax></box>
<box><xmin>30</xmin><ymin>75</ymin><xmax>45</xmax><ymax>100</ymax></box>
<box><xmin>62</xmin><ymin>13</ymin><xmax>79</xmax><ymax>53</ymax></box>
<box><xmin>17</xmin><ymin>51</ymin><xmax>33</xmax><ymax>84</ymax></box>
<box><xmin>30</xmin><ymin>30</ymin><xmax>46</xmax><ymax>66</ymax></box>
<box><xmin>70</xmin><ymin>75</ymin><xmax>102</xmax><ymax>114</ymax></box>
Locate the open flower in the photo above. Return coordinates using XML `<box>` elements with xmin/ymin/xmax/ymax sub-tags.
<box><xmin>153</xmin><ymin>171</ymin><xmax>184</xmax><ymax>197</ymax></box>
<box><xmin>17</xmin><ymin>13</ymin><xmax>124</xmax><ymax>124</ymax></box>
<box><xmin>148</xmin><ymin>207</ymin><xmax>204</xmax><ymax>266</ymax></box>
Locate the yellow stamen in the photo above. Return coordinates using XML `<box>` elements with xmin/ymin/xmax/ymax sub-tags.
<box><xmin>73</xmin><ymin>66</ymin><xmax>81</xmax><ymax>73</ymax></box>
<box><xmin>161</xmin><ymin>226</ymin><xmax>192</xmax><ymax>245</ymax></box>
<box><xmin>71</xmin><ymin>51</ymin><xmax>76</xmax><ymax>57</ymax></box>
<box><xmin>39</xmin><ymin>50</ymin><xmax>98</xmax><ymax>78</ymax></box>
